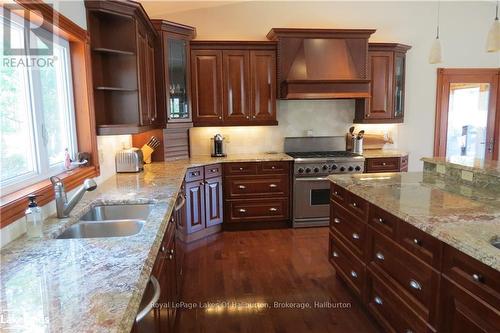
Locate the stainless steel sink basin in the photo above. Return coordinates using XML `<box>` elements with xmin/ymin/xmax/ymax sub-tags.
<box><xmin>79</xmin><ymin>204</ymin><xmax>153</xmax><ymax>221</ymax></box>
<box><xmin>57</xmin><ymin>220</ymin><xmax>144</xmax><ymax>239</ymax></box>
<box><xmin>491</xmin><ymin>237</ymin><xmax>500</xmax><ymax>250</ymax></box>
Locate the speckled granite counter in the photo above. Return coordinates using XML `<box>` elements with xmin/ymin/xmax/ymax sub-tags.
<box><xmin>328</xmin><ymin>172</ymin><xmax>500</xmax><ymax>271</ymax></box>
<box><xmin>422</xmin><ymin>156</ymin><xmax>500</xmax><ymax>177</ymax></box>
<box><xmin>363</xmin><ymin>149</ymin><xmax>408</xmax><ymax>158</ymax></box>
<box><xmin>0</xmin><ymin>153</ymin><xmax>292</xmax><ymax>333</ymax></box>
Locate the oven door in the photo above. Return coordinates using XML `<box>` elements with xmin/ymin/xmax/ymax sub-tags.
<box><xmin>293</xmin><ymin>177</ymin><xmax>330</xmax><ymax>225</ymax></box>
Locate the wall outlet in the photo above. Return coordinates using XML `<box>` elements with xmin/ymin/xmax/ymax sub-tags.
<box><xmin>461</xmin><ymin>170</ymin><xmax>474</xmax><ymax>182</ymax></box>
<box><xmin>436</xmin><ymin>164</ymin><xmax>446</xmax><ymax>174</ymax></box>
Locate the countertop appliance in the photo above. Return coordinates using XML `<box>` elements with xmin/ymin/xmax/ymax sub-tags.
<box><xmin>285</xmin><ymin>136</ymin><xmax>365</xmax><ymax>228</ymax></box>
<box><xmin>115</xmin><ymin>148</ymin><xmax>144</xmax><ymax>173</ymax></box>
<box><xmin>211</xmin><ymin>134</ymin><xmax>226</xmax><ymax>157</ymax></box>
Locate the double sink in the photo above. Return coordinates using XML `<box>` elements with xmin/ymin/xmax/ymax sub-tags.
<box><xmin>57</xmin><ymin>204</ymin><xmax>153</xmax><ymax>239</ymax></box>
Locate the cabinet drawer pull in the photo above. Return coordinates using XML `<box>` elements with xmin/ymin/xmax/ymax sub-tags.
<box><xmin>269</xmin><ymin>207</ymin><xmax>278</xmax><ymax>212</ymax></box>
<box><xmin>409</xmin><ymin>279</ymin><xmax>422</xmax><ymax>290</ymax></box>
<box><xmin>352</xmin><ymin>233</ymin><xmax>360</xmax><ymax>240</ymax></box>
<box><xmin>239</xmin><ymin>167</ymin><xmax>244</xmax><ymax>171</ymax></box>
<box><xmin>413</xmin><ymin>238</ymin><xmax>422</xmax><ymax>246</ymax></box>
<box><xmin>269</xmin><ymin>184</ymin><xmax>278</xmax><ymax>188</ymax></box>
<box><xmin>377</xmin><ymin>217</ymin><xmax>385</xmax><ymax>224</ymax></box>
<box><xmin>218</xmin><ymin>116</ymin><xmax>222</xmax><ymax>120</ymax></box>
<box><xmin>271</xmin><ymin>166</ymin><xmax>276</xmax><ymax>169</ymax></box>
<box><xmin>246</xmin><ymin>115</ymin><xmax>250</xmax><ymax>119</ymax></box>
<box><xmin>350</xmin><ymin>270</ymin><xmax>358</xmax><ymax>278</ymax></box>
<box><xmin>210</xmin><ymin>168</ymin><xmax>218</xmax><ymax>173</ymax></box>
<box><xmin>374</xmin><ymin>296</ymin><xmax>383</xmax><ymax>305</ymax></box>
<box><xmin>333</xmin><ymin>217</ymin><xmax>341</xmax><ymax>224</ymax></box>
<box><xmin>238</xmin><ymin>185</ymin><xmax>247</xmax><ymax>189</ymax></box>
<box><xmin>191</xmin><ymin>171</ymin><xmax>200</xmax><ymax>176</ymax></box>
<box><xmin>332</xmin><ymin>251</ymin><xmax>339</xmax><ymax>258</ymax></box>
<box><xmin>168</xmin><ymin>254</ymin><xmax>173</xmax><ymax>260</ymax></box>
<box><xmin>334</xmin><ymin>191</ymin><xmax>339</xmax><ymax>196</ymax></box>
<box><xmin>352</xmin><ymin>202</ymin><xmax>358</xmax><ymax>208</ymax></box>
<box><xmin>169</xmin><ymin>249</ymin><xmax>174</xmax><ymax>255</ymax></box>
<box><xmin>238</xmin><ymin>209</ymin><xmax>247</xmax><ymax>213</ymax></box>
<box><xmin>375</xmin><ymin>252</ymin><xmax>385</xmax><ymax>261</ymax></box>
<box><xmin>382</xmin><ymin>162</ymin><xmax>387</xmax><ymax>166</ymax></box>
<box><xmin>161</xmin><ymin>245</ymin><xmax>166</xmax><ymax>253</ymax></box>
<box><xmin>472</xmin><ymin>273</ymin><xmax>484</xmax><ymax>283</ymax></box>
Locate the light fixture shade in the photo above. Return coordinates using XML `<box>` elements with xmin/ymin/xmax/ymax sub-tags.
<box><xmin>429</xmin><ymin>37</ymin><xmax>442</xmax><ymax>64</ymax></box>
<box><xmin>486</xmin><ymin>19</ymin><xmax>500</xmax><ymax>52</ymax></box>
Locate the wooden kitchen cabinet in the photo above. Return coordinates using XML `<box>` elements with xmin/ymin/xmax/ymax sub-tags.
<box><xmin>181</xmin><ymin>164</ymin><xmax>223</xmax><ymax>242</ymax></box>
<box><xmin>329</xmin><ymin>183</ymin><xmax>500</xmax><ymax>333</ymax></box>
<box><xmin>354</xmin><ymin>43</ymin><xmax>411</xmax><ymax>124</ymax></box>
<box><xmin>86</xmin><ymin>0</ymin><xmax>159</xmax><ymax>135</ymax></box>
<box><xmin>223</xmin><ymin>161</ymin><xmax>291</xmax><ymax>228</ymax></box>
<box><xmin>191</xmin><ymin>41</ymin><xmax>277</xmax><ymax>126</ymax></box>
<box><xmin>364</xmin><ymin>155</ymin><xmax>408</xmax><ymax>173</ymax></box>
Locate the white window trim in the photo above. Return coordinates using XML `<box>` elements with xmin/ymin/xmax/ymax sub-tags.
<box><xmin>0</xmin><ymin>11</ymin><xmax>77</xmax><ymax>195</ymax></box>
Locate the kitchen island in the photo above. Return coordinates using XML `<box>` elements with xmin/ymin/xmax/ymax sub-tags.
<box><xmin>327</xmin><ymin>161</ymin><xmax>500</xmax><ymax>333</ymax></box>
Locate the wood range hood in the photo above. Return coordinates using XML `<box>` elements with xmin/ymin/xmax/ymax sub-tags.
<box><xmin>267</xmin><ymin>28</ymin><xmax>376</xmax><ymax>100</ymax></box>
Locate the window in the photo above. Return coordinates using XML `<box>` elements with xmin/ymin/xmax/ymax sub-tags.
<box><xmin>0</xmin><ymin>11</ymin><xmax>77</xmax><ymax>195</ymax></box>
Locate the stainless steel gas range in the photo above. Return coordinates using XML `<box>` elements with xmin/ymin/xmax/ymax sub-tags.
<box><xmin>285</xmin><ymin>136</ymin><xmax>365</xmax><ymax>228</ymax></box>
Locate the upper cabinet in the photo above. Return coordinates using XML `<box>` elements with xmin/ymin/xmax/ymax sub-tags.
<box><xmin>354</xmin><ymin>43</ymin><xmax>411</xmax><ymax>123</ymax></box>
<box><xmin>151</xmin><ymin>20</ymin><xmax>196</xmax><ymax>124</ymax></box>
<box><xmin>190</xmin><ymin>41</ymin><xmax>278</xmax><ymax>127</ymax></box>
<box><xmin>85</xmin><ymin>0</ymin><xmax>159</xmax><ymax>135</ymax></box>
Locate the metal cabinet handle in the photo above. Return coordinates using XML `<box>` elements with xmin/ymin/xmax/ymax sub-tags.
<box><xmin>350</xmin><ymin>270</ymin><xmax>358</xmax><ymax>278</ymax></box>
<box><xmin>218</xmin><ymin>116</ymin><xmax>222</xmax><ymax>120</ymax></box>
<box><xmin>210</xmin><ymin>169</ymin><xmax>218</xmax><ymax>173</ymax></box>
<box><xmin>252</xmin><ymin>115</ymin><xmax>256</xmax><ymax>119</ymax></box>
<box><xmin>238</xmin><ymin>209</ymin><xmax>247</xmax><ymax>213</ymax></box>
<box><xmin>269</xmin><ymin>207</ymin><xmax>278</xmax><ymax>212</ymax></box>
<box><xmin>246</xmin><ymin>115</ymin><xmax>250</xmax><ymax>119</ymax></box>
<box><xmin>413</xmin><ymin>238</ymin><xmax>422</xmax><ymax>246</ymax></box>
<box><xmin>191</xmin><ymin>171</ymin><xmax>200</xmax><ymax>176</ymax></box>
<box><xmin>374</xmin><ymin>296</ymin><xmax>383</xmax><ymax>305</ymax></box>
<box><xmin>174</xmin><ymin>194</ymin><xmax>186</xmax><ymax>212</ymax></box>
<box><xmin>375</xmin><ymin>252</ymin><xmax>385</xmax><ymax>261</ymax></box>
<box><xmin>334</xmin><ymin>191</ymin><xmax>339</xmax><ymax>196</ymax></box>
<box><xmin>269</xmin><ymin>184</ymin><xmax>278</xmax><ymax>188</ymax></box>
<box><xmin>169</xmin><ymin>249</ymin><xmax>174</xmax><ymax>255</ymax></box>
<box><xmin>377</xmin><ymin>217</ymin><xmax>384</xmax><ymax>224</ymax></box>
<box><xmin>168</xmin><ymin>254</ymin><xmax>173</xmax><ymax>260</ymax></box>
<box><xmin>332</xmin><ymin>251</ymin><xmax>339</xmax><ymax>258</ymax></box>
<box><xmin>352</xmin><ymin>202</ymin><xmax>358</xmax><ymax>208</ymax></box>
<box><xmin>472</xmin><ymin>273</ymin><xmax>483</xmax><ymax>283</ymax></box>
<box><xmin>352</xmin><ymin>233</ymin><xmax>360</xmax><ymax>240</ymax></box>
<box><xmin>239</xmin><ymin>167</ymin><xmax>244</xmax><ymax>171</ymax></box>
<box><xmin>333</xmin><ymin>217</ymin><xmax>341</xmax><ymax>224</ymax></box>
<box><xmin>409</xmin><ymin>279</ymin><xmax>422</xmax><ymax>290</ymax></box>
<box><xmin>135</xmin><ymin>276</ymin><xmax>161</xmax><ymax>323</ymax></box>
<box><xmin>161</xmin><ymin>245</ymin><xmax>166</xmax><ymax>253</ymax></box>
<box><xmin>382</xmin><ymin>162</ymin><xmax>387</xmax><ymax>166</ymax></box>
<box><xmin>238</xmin><ymin>185</ymin><xmax>247</xmax><ymax>189</ymax></box>
<box><xmin>271</xmin><ymin>166</ymin><xmax>276</xmax><ymax>169</ymax></box>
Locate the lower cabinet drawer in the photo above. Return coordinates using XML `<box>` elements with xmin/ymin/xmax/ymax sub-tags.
<box><xmin>330</xmin><ymin>201</ymin><xmax>367</xmax><ymax>258</ymax></box>
<box><xmin>367</xmin><ymin>269</ymin><xmax>433</xmax><ymax>333</ymax></box>
<box><xmin>329</xmin><ymin>232</ymin><xmax>365</xmax><ymax>299</ymax></box>
<box><xmin>369</xmin><ymin>229</ymin><xmax>439</xmax><ymax>323</ymax></box>
<box><xmin>225</xmin><ymin>198</ymin><xmax>289</xmax><ymax>223</ymax></box>
<box><xmin>365</xmin><ymin>157</ymin><xmax>401</xmax><ymax>173</ymax></box>
<box><xmin>225</xmin><ymin>175</ymin><xmax>289</xmax><ymax>199</ymax></box>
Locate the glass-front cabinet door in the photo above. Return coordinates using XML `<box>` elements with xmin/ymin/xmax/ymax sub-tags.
<box><xmin>167</xmin><ymin>38</ymin><xmax>191</xmax><ymax>122</ymax></box>
<box><xmin>393</xmin><ymin>54</ymin><xmax>405</xmax><ymax>119</ymax></box>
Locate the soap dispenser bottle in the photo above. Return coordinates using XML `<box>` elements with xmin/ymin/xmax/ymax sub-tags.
<box><xmin>26</xmin><ymin>194</ymin><xmax>43</xmax><ymax>238</ymax></box>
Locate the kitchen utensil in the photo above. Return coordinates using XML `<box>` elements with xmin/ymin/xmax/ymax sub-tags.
<box><xmin>211</xmin><ymin>134</ymin><xmax>226</xmax><ymax>157</ymax></box>
<box><xmin>116</xmin><ymin>148</ymin><xmax>144</xmax><ymax>173</ymax></box>
<box><xmin>141</xmin><ymin>136</ymin><xmax>161</xmax><ymax>164</ymax></box>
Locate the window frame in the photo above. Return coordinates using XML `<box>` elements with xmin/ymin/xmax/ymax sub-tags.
<box><xmin>0</xmin><ymin>0</ymin><xmax>100</xmax><ymax>228</ymax></box>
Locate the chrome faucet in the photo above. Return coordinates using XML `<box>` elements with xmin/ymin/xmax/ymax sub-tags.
<box><xmin>50</xmin><ymin>176</ymin><xmax>97</xmax><ymax>218</ymax></box>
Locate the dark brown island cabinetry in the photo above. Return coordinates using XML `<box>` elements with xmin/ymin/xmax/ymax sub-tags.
<box><xmin>85</xmin><ymin>0</ymin><xmax>158</xmax><ymax>135</ymax></box>
<box><xmin>223</xmin><ymin>161</ymin><xmax>291</xmax><ymax>229</ymax></box>
<box><xmin>190</xmin><ymin>42</ymin><xmax>277</xmax><ymax>127</ymax></box>
<box><xmin>179</xmin><ymin>164</ymin><xmax>223</xmax><ymax>242</ymax></box>
<box><xmin>329</xmin><ymin>182</ymin><xmax>500</xmax><ymax>333</ymax></box>
<box><xmin>364</xmin><ymin>155</ymin><xmax>408</xmax><ymax>173</ymax></box>
<box><xmin>355</xmin><ymin>43</ymin><xmax>411</xmax><ymax>124</ymax></box>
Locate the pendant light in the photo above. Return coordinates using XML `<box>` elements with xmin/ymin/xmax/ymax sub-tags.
<box><xmin>486</xmin><ymin>0</ymin><xmax>500</xmax><ymax>52</ymax></box>
<box><xmin>429</xmin><ymin>0</ymin><xmax>443</xmax><ymax>64</ymax></box>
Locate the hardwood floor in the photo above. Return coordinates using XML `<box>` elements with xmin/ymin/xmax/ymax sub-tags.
<box><xmin>175</xmin><ymin>227</ymin><xmax>381</xmax><ymax>333</ymax></box>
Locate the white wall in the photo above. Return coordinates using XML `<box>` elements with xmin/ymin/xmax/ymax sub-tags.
<box><xmin>144</xmin><ymin>0</ymin><xmax>500</xmax><ymax>170</ymax></box>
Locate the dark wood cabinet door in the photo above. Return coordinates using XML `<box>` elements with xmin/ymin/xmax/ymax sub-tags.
<box><xmin>185</xmin><ymin>180</ymin><xmax>205</xmax><ymax>233</ymax></box>
<box><xmin>440</xmin><ymin>276</ymin><xmax>500</xmax><ymax>333</ymax></box>
<box><xmin>367</xmin><ymin>51</ymin><xmax>394</xmax><ymax>120</ymax></box>
<box><xmin>222</xmin><ymin>50</ymin><xmax>251</xmax><ymax>123</ymax></box>
<box><xmin>205</xmin><ymin>176</ymin><xmax>223</xmax><ymax>227</ymax></box>
<box><xmin>250</xmin><ymin>50</ymin><xmax>276</xmax><ymax>122</ymax></box>
<box><xmin>146</xmin><ymin>36</ymin><xmax>157</xmax><ymax>125</ymax></box>
<box><xmin>191</xmin><ymin>50</ymin><xmax>223</xmax><ymax>125</ymax></box>
<box><xmin>137</xmin><ymin>30</ymin><xmax>151</xmax><ymax>126</ymax></box>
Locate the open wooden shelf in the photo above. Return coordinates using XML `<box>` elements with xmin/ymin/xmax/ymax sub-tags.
<box><xmin>92</xmin><ymin>47</ymin><xmax>135</xmax><ymax>55</ymax></box>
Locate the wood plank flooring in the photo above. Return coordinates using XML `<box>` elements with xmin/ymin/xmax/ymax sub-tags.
<box><xmin>175</xmin><ymin>227</ymin><xmax>381</xmax><ymax>333</ymax></box>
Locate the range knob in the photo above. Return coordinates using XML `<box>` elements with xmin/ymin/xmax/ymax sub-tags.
<box><xmin>355</xmin><ymin>165</ymin><xmax>362</xmax><ymax>172</ymax></box>
<box><xmin>305</xmin><ymin>167</ymin><xmax>312</xmax><ymax>173</ymax></box>
<box><xmin>298</xmin><ymin>168</ymin><xmax>305</xmax><ymax>174</ymax></box>
<box><xmin>348</xmin><ymin>166</ymin><xmax>354</xmax><ymax>172</ymax></box>
<box><xmin>339</xmin><ymin>166</ymin><xmax>346</xmax><ymax>172</ymax></box>
<box><xmin>331</xmin><ymin>164</ymin><xmax>338</xmax><ymax>170</ymax></box>
<box><xmin>313</xmin><ymin>167</ymin><xmax>320</xmax><ymax>173</ymax></box>
<box><xmin>322</xmin><ymin>165</ymin><xmax>329</xmax><ymax>170</ymax></box>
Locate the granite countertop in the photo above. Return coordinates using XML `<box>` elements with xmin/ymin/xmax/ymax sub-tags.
<box><xmin>328</xmin><ymin>172</ymin><xmax>500</xmax><ymax>271</ymax></box>
<box><xmin>422</xmin><ymin>156</ymin><xmax>500</xmax><ymax>177</ymax></box>
<box><xmin>363</xmin><ymin>149</ymin><xmax>408</xmax><ymax>158</ymax></box>
<box><xmin>0</xmin><ymin>153</ymin><xmax>292</xmax><ymax>333</ymax></box>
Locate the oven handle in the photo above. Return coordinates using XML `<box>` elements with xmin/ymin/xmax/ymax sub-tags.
<box><xmin>294</xmin><ymin>177</ymin><xmax>329</xmax><ymax>182</ymax></box>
